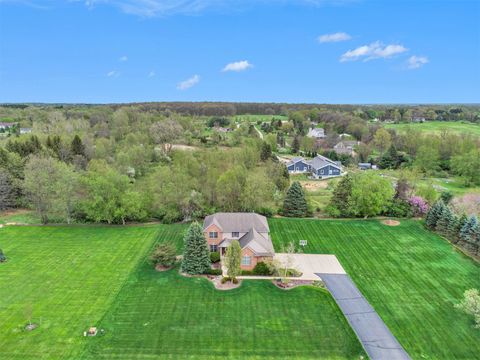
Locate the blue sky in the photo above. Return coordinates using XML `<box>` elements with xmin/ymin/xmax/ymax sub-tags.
<box><xmin>0</xmin><ymin>0</ymin><xmax>479</xmax><ymax>104</ymax></box>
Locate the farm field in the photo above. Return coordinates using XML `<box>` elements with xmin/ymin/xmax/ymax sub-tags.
<box><xmin>269</xmin><ymin>218</ymin><xmax>480</xmax><ymax>359</ymax></box>
<box><xmin>0</xmin><ymin>224</ymin><xmax>365</xmax><ymax>360</ymax></box>
<box><xmin>385</xmin><ymin>120</ymin><xmax>480</xmax><ymax>137</ymax></box>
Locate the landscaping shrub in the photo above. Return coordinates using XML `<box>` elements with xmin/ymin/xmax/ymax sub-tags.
<box><xmin>232</xmin><ymin>277</ymin><xmax>239</xmax><ymax>284</ymax></box>
<box><xmin>241</xmin><ymin>270</ymin><xmax>253</xmax><ymax>275</ymax></box>
<box><xmin>210</xmin><ymin>251</ymin><xmax>220</xmax><ymax>263</ymax></box>
<box><xmin>253</xmin><ymin>261</ymin><xmax>273</xmax><ymax>276</ymax></box>
<box><xmin>205</xmin><ymin>268</ymin><xmax>222</xmax><ymax>276</ymax></box>
<box><xmin>256</xmin><ymin>207</ymin><xmax>274</xmax><ymax>217</ymax></box>
<box><xmin>386</xmin><ymin>198</ymin><xmax>412</xmax><ymax>218</ymax></box>
<box><xmin>221</xmin><ymin>276</ymin><xmax>230</xmax><ymax>284</ymax></box>
<box><xmin>150</xmin><ymin>242</ymin><xmax>177</xmax><ymax>268</ymax></box>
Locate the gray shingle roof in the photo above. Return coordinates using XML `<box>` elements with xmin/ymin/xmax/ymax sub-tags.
<box><xmin>203</xmin><ymin>212</ymin><xmax>269</xmax><ymax>233</ymax></box>
<box><xmin>309</xmin><ymin>155</ymin><xmax>342</xmax><ymax>171</ymax></box>
<box><xmin>239</xmin><ymin>228</ymin><xmax>274</xmax><ymax>256</ymax></box>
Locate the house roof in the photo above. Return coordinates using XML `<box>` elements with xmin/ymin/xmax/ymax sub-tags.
<box><xmin>239</xmin><ymin>228</ymin><xmax>274</xmax><ymax>256</ymax></box>
<box><xmin>307</xmin><ymin>128</ymin><xmax>325</xmax><ymax>138</ymax></box>
<box><xmin>309</xmin><ymin>155</ymin><xmax>342</xmax><ymax>171</ymax></box>
<box><xmin>203</xmin><ymin>212</ymin><xmax>269</xmax><ymax>233</ymax></box>
<box><xmin>287</xmin><ymin>157</ymin><xmax>308</xmax><ymax>166</ymax></box>
<box><xmin>334</xmin><ymin>140</ymin><xmax>359</xmax><ymax>148</ymax></box>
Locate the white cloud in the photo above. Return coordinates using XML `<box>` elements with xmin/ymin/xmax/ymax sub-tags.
<box><xmin>148</xmin><ymin>70</ymin><xmax>156</xmax><ymax>77</ymax></box>
<box><xmin>177</xmin><ymin>74</ymin><xmax>200</xmax><ymax>90</ymax></box>
<box><xmin>222</xmin><ymin>60</ymin><xmax>253</xmax><ymax>72</ymax></box>
<box><xmin>340</xmin><ymin>41</ymin><xmax>408</xmax><ymax>62</ymax></box>
<box><xmin>407</xmin><ymin>55</ymin><xmax>429</xmax><ymax>69</ymax></box>
<box><xmin>106</xmin><ymin>70</ymin><xmax>120</xmax><ymax>77</ymax></box>
<box><xmin>119</xmin><ymin>55</ymin><xmax>128</xmax><ymax>62</ymax></box>
<box><xmin>318</xmin><ymin>32</ymin><xmax>351</xmax><ymax>43</ymax></box>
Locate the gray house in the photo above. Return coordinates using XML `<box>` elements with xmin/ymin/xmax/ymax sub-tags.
<box><xmin>306</xmin><ymin>127</ymin><xmax>326</xmax><ymax>139</ymax></box>
<box><xmin>287</xmin><ymin>155</ymin><xmax>343</xmax><ymax>179</ymax></box>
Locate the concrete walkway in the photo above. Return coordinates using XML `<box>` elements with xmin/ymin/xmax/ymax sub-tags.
<box><xmin>275</xmin><ymin>253</ymin><xmax>346</xmax><ymax>280</ymax></box>
<box><xmin>317</xmin><ymin>273</ymin><xmax>411</xmax><ymax>360</ymax></box>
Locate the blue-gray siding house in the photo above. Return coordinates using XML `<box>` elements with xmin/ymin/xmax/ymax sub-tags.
<box><xmin>309</xmin><ymin>155</ymin><xmax>342</xmax><ymax>179</ymax></box>
<box><xmin>287</xmin><ymin>155</ymin><xmax>343</xmax><ymax>179</ymax></box>
<box><xmin>286</xmin><ymin>157</ymin><xmax>311</xmax><ymax>173</ymax></box>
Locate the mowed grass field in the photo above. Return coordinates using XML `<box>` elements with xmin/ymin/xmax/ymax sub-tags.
<box><xmin>0</xmin><ymin>224</ymin><xmax>365</xmax><ymax>360</ymax></box>
<box><xmin>269</xmin><ymin>218</ymin><xmax>480</xmax><ymax>359</ymax></box>
<box><xmin>0</xmin><ymin>225</ymin><xmax>160</xmax><ymax>359</ymax></box>
<box><xmin>385</xmin><ymin>120</ymin><xmax>480</xmax><ymax>137</ymax></box>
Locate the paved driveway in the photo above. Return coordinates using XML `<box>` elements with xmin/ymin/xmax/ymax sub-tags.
<box><xmin>274</xmin><ymin>254</ymin><xmax>346</xmax><ymax>280</ymax></box>
<box><xmin>318</xmin><ymin>273</ymin><xmax>411</xmax><ymax>360</ymax></box>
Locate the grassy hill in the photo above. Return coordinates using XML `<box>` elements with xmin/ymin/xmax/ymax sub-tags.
<box><xmin>385</xmin><ymin>121</ymin><xmax>480</xmax><ymax>137</ymax></box>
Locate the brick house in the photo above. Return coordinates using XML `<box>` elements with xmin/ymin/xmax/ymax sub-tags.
<box><xmin>203</xmin><ymin>213</ymin><xmax>275</xmax><ymax>270</ymax></box>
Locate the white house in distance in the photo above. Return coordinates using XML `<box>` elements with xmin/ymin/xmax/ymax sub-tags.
<box><xmin>287</xmin><ymin>155</ymin><xmax>343</xmax><ymax>179</ymax></box>
<box><xmin>306</xmin><ymin>127</ymin><xmax>325</xmax><ymax>140</ymax></box>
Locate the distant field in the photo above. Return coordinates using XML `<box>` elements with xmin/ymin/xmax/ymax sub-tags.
<box><xmin>234</xmin><ymin>114</ymin><xmax>288</xmax><ymax>123</ymax></box>
<box><xmin>270</xmin><ymin>218</ymin><xmax>480</xmax><ymax>360</ymax></box>
<box><xmin>385</xmin><ymin>121</ymin><xmax>480</xmax><ymax>136</ymax></box>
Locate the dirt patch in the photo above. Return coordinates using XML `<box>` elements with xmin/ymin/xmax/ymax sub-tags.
<box><xmin>382</xmin><ymin>219</ymin><xmax>401</xmax><ymax>226</ymax></box>
<box><xmin>301</xmin><ymin>181</ymin><xmax>329</xmax><ymax>191</ymax></box>
<box><xmin>171</xmin><ymin>144</ymin><xmax>199</xmax><ymax>151</ymax></box>
<box><xmin>155</xmin><ymin>264</ymin><xmax>173</xmax><ymax>272</ymax></box>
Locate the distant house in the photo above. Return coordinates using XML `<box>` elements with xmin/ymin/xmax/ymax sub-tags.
<box><xmin>287</xmin><ymin>155</ymin><xmax>343</xmax><ymax>179</ymax></box>
<box><xmin>306</xmin><ymin>127</ymin><xmax>326</xmax><ymax>139</ymax></box>
<box><xmin>0</xmin><ymin>122</ymin><xmax>18</xmax><ymax>130</ymax></box>
<box><xmin>203</xmin><ymin>213</ymin><xmax>274</xmax><ymax>270</ymax></box>
<box><xmin>412</xmin><ymin>116</ymin><xmax>425</xmax><ymax>123</ymax></box>
<box><xmin>20</xmin><ymin>128</ymin><xmax>32</xmax><ymax>134</ymax></box>
<box><xmin>334</xmin><ymin>141</ymin><xmax>360</xmax><ymax>156</ymax></box>
<box><xmin>214</xmin><ymin>126</ymin><xmax>233</xmax><ymax>133</ymax></box>
<box><xmin>286</xmin><ymin>157</ymin><xmax>311</xmax><ymax>173</ymax></box>
<box><xmin>358</xmin><ymin>163</ymin><xmax>377</xmax><ymax>170</ymax></box>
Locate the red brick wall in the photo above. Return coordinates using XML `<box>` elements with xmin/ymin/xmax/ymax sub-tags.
<box><xmin>204</xmin><ymin>224</ymin><xmax>222</xmax><ymax>247</ymax></box>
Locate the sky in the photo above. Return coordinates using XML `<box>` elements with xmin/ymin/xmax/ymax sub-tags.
<box><xmin>0</xmin><ymin>0</ymin><xmax>479</xmax><ymax>104</ymax></box>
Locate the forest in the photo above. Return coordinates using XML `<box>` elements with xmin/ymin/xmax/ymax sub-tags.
<box><xmin>0</xmin><ymin>103</ymin><xmax>479</xmax><ymax>227</ymax></box>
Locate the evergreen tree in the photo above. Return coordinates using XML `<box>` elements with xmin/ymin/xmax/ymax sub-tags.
<box><xmin>225</xmin><ymin>240</ymin><xmax>241</xmax><ymax>280</ymax></box>
<box><xmin>181</xmin><ymin>222</ymin><xmax>211</xmax><ymax>275</ymax></box>
<box><xmin>453</xmin><ymin>214</ymin><xmax>468</xmax><ymax>244</ymax></box>
<box><xmin>283</xmin><ymin>181</ymin><xmax>308</xmax><ymax>217</ymax></box>
<box><xmin>0</xmin><ymin>171</ymin><xmax>15</xmax><ymax>211</ymax></box>
<box><xmin>71</xmin><ymin>135</ymin><xmax>85</xmax><ymax>157</ymax></box>
<box><xmin>0</xmin><ymin>248</ymin><xmax>6</xmax><ymax>263</ymax></box>
<box><xmin>460</xmin><ymin>216</ymin><xmax>479</xmax><ymax>254</ymax></box>
<box><xmin>425</xmin><ymin>201</ymin><xmax>444</xmax><ymax>229</ymax></box>
<box><xmin>329</xmin><ymin>174</ymin><xmax>353</xmax><ymax>217</ymax></box>
<box><xmin>291</xmin><ymin>136</ymin><xmax>300</xmax><ymax>154</ymax></box>
<box><xmin>260</xmin><ymin>142</ymin><xmax>272</xmax><ymax>161</ymax></box>
<box><xmin>436</xmin><ymin>206</ymin><xmax>453</xmax><ymax>236</ymax></box>
<box><xmin>440</xmin><ymin>191</ymin><xmax>454</xmax><ymax>205</ymax></box>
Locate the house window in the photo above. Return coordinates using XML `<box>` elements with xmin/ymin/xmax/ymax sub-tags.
<box><xmin>329</xmin><ymin>169</ymin><xmax>333</xmax><ymax>175</ymax></box>
<box><xmin>242</xmin><ymin>256</ymin><xmax>252</xmax><ymax>266</ymax></box>
<box><xmin>232</xmin><ymin>232</ymin><xmax>239</xmax><ymax>238</ymax></box>
<box><xmin>209</xmin><ymin>231</ymin><xmax>218</xmax><ymax>239</ymax></box>
<box><xmin>296</xmin><ymin>167</ymin><xmax>299</xmax><ymax>171</ymax></box>
<box><xmin>210</xmin><ymin>244</ymin><xmax>218</xmax><ymax>252</ymax></box>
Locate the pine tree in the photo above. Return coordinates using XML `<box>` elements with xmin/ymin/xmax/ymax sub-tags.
<box><xmin>329</xmin><ymin>174</ymin><xmax>353</xmax><ymax>217</ymax></box>
<box><xmin>436</xmin><ymin>206</ymin><xmax>453</xmax><ymax>236</ymax></box>
<box><xmin>260</xmin><ymin>142</ymin><xmax>272</xmax><ymax>161</ymax></box>
<box><xmin>446</xmin><ymin>213</ymin><xmax>459</xmax><ymax>241</ymax></box>
<box><xmin>71</xmin><ymin>135</ymin><xmax>85</xmax><ymax>157</ymax></box>
<box><xmin>291</xmin><ymin>136</ymin><xmax>300</xmax><ymax>154</ymax></box>
<box><xmin>425</xmin><ymin>201</ymin><xmax>444</xmax><ymax>229</ymax></box>
<box><xmin>181</xmin><ymin>222</ymin><xmax>211</xmax><ymax>275</ymax></box>
<box><xmin>283</xmin><ymin>181</ymin><xmax>308</xmax><ymax>217</ymax></box>
<box><xmin>452</xmin><ymin>213</ymin><xmax>468</xmax><ymax>244</ymax></box>
<box><xmin>0</xmin><ymin>171</ymin><xmax>15</xmax><ymax>211</ymax></box>
<box><xmin>460</xmin><ymin>215</ymin><xmax>479</xmax><ymax>253</ymax></box>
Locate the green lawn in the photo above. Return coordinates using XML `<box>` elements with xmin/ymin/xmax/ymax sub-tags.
<box><xmin>385</xmin><ymin>121</ymin><xmax>480</xmax><ymax>137</ymax></box>
<box><xmin>1</xmin><ymin>224</ymin><xmax>365</xmax><ymax>360</ymax></box>
<box><xmin>269</xmin><ymin>218</ymin><xmax>480</xmax><ymax>359</ymax></box>
<box><xmin>0</xmin><ymin>225</ymin><xmax>160</xmax><ymax>359</ymax></box>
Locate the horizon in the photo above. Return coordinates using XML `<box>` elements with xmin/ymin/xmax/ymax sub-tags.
<box><xmin>1</xmin><ymin>1</ymin><xmax>479</xmax><ymax>103</ymax></box>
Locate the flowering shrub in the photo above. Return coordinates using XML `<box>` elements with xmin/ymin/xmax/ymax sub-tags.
<box><xmin>409</xmin><ymin>196</ymin><xmax>429</xmax><ymax>217</ymax></box>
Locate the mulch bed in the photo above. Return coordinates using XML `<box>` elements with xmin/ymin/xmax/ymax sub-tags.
<box><xmin>382</xmin><ymin>219</ymin><xmax>401</xmax><ymax>226</ymax></box>
<box><xmin>273</xmin><ymin>279</ymin><xmax>318</xmax><ymax>290</ymax></box>
<box><xmin>155</xmin><ymin>264</ymin><xmax>173</xmax><ymax>272</ymax></box>
<box><xmin>212</xmin><ymin>277</ymin><xmax>242</xmax><ymax>291</ymax></box>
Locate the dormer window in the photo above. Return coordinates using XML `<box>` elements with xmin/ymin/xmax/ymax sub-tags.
<box><xmin>209</xmin><ymin>231</ymin><xmax>218</xmax><ymax>239</ymax></box>
<box><xmin>232</xmin><ymin>232</ymin><xmax>239</xmax><ymax>238</ymax></box>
